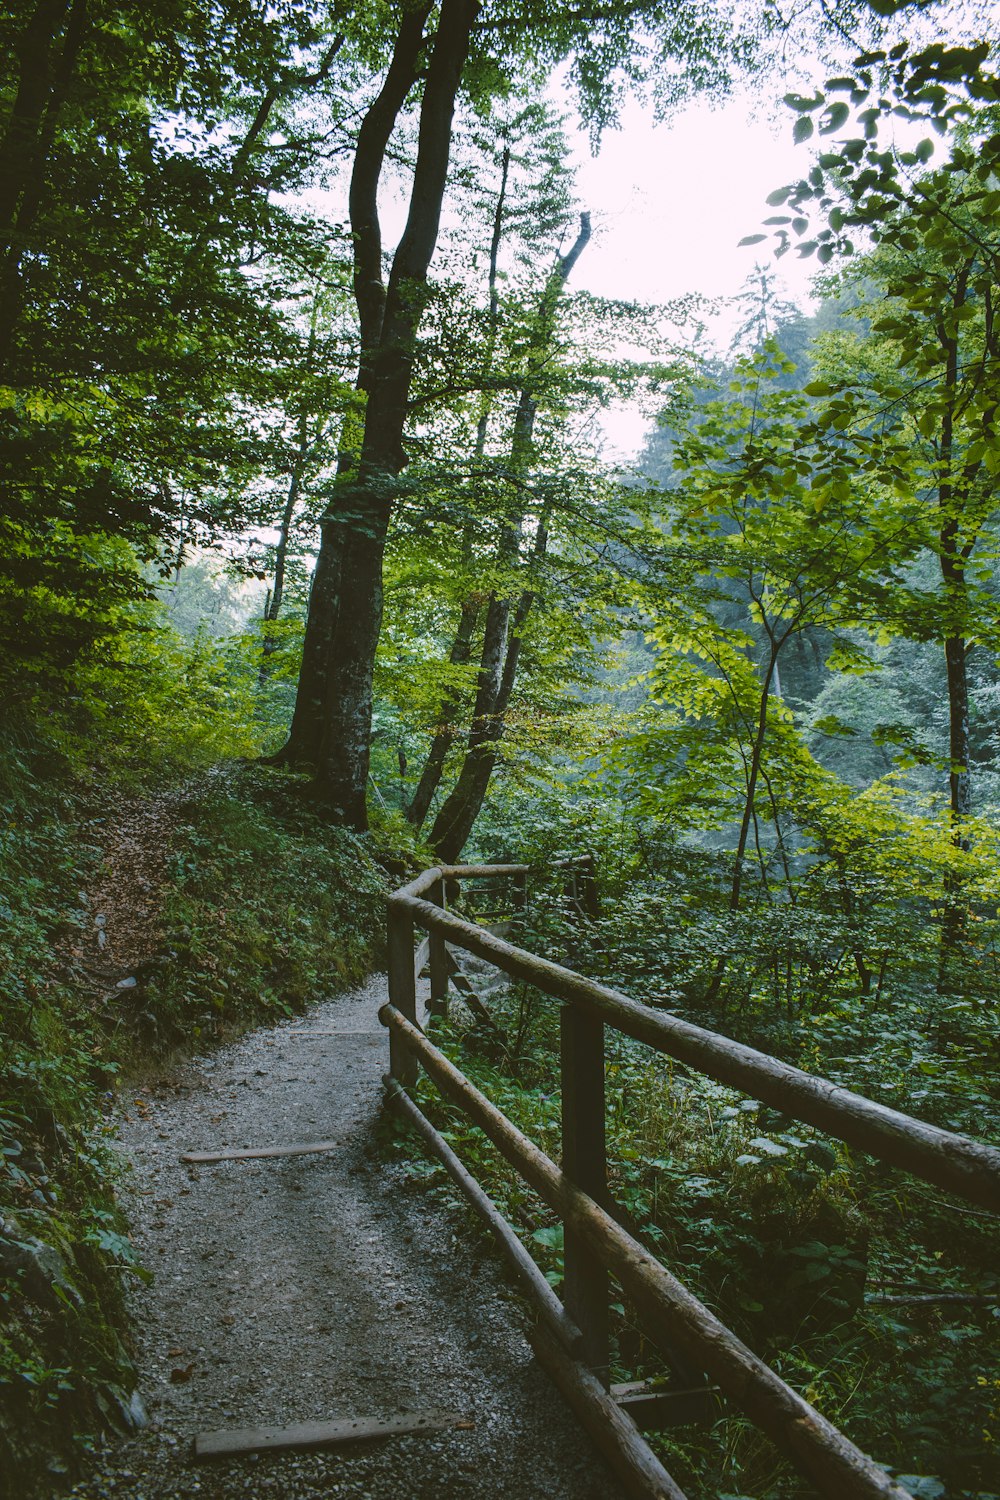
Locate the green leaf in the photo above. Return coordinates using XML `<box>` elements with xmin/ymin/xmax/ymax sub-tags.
<box><xmin>785</xmin><ymin>91</ymin><xmax>822</xmax><ymax>113</ymax></box>
<box><xmin>793</xmin><ymin>116</ymin><xmax>815</xmax><ymax>144</ymax></box>
<box><xmin>820</xmin><ymin>101</ymin><xmax>850</xmax><ymax>133</ymax></box>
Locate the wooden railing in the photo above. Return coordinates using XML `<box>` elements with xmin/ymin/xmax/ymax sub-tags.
<box><xmin>379</xmin><ymin>863</ymin><xmax>1000</xmax><ymax>1500</ymax></box>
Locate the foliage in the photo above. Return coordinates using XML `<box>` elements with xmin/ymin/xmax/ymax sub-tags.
<box><xmin>137</xmin><ymin>767</ymin><xmax>387</xmax><ymax>1054</ymax></box>
<box><xmin>4</xmin><ymin>6</ymin><xmax>1000</xmax><ymax>1499</ymax></box>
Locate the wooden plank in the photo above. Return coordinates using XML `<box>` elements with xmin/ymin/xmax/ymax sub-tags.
<box><xmin>383</xmin><ymin>1076</ymin><xmax>583</xmax><ymax>1356</ymax></box>
<box><xmin>194</xmin><ymin>1409</ymin><xmax>472</xmax><ymax>1460</ymax></box>
<box><xmin>380</xmin><ymin>1004</ymin><xmax>917</xmax><ymax>1500</ymax></box>
<box><xmin>413</xmin><ymin>934</ymin><xmax>431</xmax><ymax>982</ymax></box>
<box><xmin>446</xmin><ymin>951</ymin><xmax>502</xmax><ymax>1034</ymax></box>
<box><xmin>282</xmin><ymin>1030</ymin><xmax>383</xmax><ymax>1038</ymax></box>
<box><xmin>865</xmin><ymin>1291</ymin><xmax>1000</xmax><ymax>1307</ymax></box>
<box><xmin>429</xmin><ymin>927</ymin><xmax>448</xmax><ymax>1018</ymax></box>
<box><xmin>180</xmin><ymin>1141</ymin><xmax>339</xmax><ymax>1164</ymax></box>
<box><xmin>397</xmin><ymin>895</ymin><xmax>1000</xmax><ymax>1212</ymax></box>
<box><xmin>561</xmin><ymin>1004</ymin><xmax>609</xmax><ymax>1381</ymax></box>
<box><xmin>529</xmin><ymin>1324</ymin><xmax>689</xmax><ymax>1500</ymax></box>
<box><xmin>611</xmin><ymin>1383</ymin><xmax>722</xmax><ymax>1431</ymax></box>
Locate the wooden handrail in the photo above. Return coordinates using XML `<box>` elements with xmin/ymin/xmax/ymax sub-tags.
<box><xmin>391</xmin><ymin>879</ymin><xmax>1000</xmax><ymax>1211</ymax></box>
<box><xmin>382</xmin><ymin>862</ymin><xmax>1000</xmax><ymax>1500</ymax></box>
<box><xmin>381</xmin><ymin>1003</ymin><xmax>911</xmax><ymax>1500</ymax></box>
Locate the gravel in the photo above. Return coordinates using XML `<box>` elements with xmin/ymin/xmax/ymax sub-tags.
<box><xmin>69</xmin><ymin>975</ymin><xmax>627</xmax><ymax>1500</ymax></box>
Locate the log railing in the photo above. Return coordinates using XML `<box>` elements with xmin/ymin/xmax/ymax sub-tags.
<box><xmin>379</xmin><ymin>863</ymin><xmax>1000</xmax><ymax>1500</ymax></box>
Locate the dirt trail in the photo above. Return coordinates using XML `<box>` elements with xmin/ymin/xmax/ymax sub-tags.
<box><xmin>70</xmin><ymin>975</ymin><xmax>626</xmax><ymax>1500</ymax></box>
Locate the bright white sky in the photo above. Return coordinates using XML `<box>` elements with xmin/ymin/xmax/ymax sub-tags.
<box><xmin>569</xmin><ymin>91</ymin><xmax>819</xmax><ymax>315</ymax></box>
<box><xmin>562</xmin><ymin>88</ymin><xmax>824</xmax><ymax>457</ymax></box>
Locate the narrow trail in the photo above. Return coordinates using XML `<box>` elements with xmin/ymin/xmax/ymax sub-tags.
<box><xmin>70</xmin><ymin>976</ymin><xmax>626</xmax><ymax>1500</ymax></box>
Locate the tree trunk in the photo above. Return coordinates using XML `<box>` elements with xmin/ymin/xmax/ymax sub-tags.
<box><xmin>728</xmin><ymin>646</ymin><xmax>780</xmax><ymax>912</ymax></box>
<box><xmin>406</xmin><ymin>594</ymin><xmax>479</xmax><ymax>826</ymax></box>
<box><xmin>405</xmin><ymin>140</ymin><xmax>511</xmax><ymax>826</ymax></box>
<box><xmin>701</xmin><ymin>638</ymin><xmax>783</xmax><ymax>1006</ymax></box>
<box><xmin>278</xmin><ymin>0</ymin><xmax>479</xmax><ymax>826</ymax></box>
<box><xmin>936</xmin><ymin>265</ymin><xmax>973</xmax><ymax>983</ymax></box>
<box><xmin>938</xmin><ymin>543</ymin><xmax>972</xmax><ymax>975</ymax></box>
<box><xmin>417</xmin><ymin>214</ymin><xmax>591</xmax><ymax>857</ymax></box>
<box><xmin>280</xmin><ymin>524</ymin><xmax>345</xmax><ymax>767</ymax></box>
<box><xmin>258</xmin><ymin>462</ymin><xmax>303</xmax><ymax>686</ymax></box>
<box><xmin>429</xmin><ymin>586</ymin><xmax>532</xmax><ymax>863</ymax></box>
<box><xmin>0</xmin><ymin>0</ymin><xmax>88</xmax><ymax>374</ymax></box>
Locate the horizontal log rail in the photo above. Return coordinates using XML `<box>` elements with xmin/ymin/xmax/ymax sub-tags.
<box><xmin>382</xmin><ymin>862</ymin><xmax>1000</xmax><ymax>1500</ymax></box>
<box><xmin>398</xmin><ymin>884</ymin><xmax>1000</xmax><ymax>1211</ymax></box>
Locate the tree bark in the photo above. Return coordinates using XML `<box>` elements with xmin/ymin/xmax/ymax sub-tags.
<box><xmin>406</xmin><ymin>594</ymin><xmax>479</xmax><ymax>826</ymax></box>
<box><xmin>936</xmin><ymin>265</ymin><xmax>973</xmax><ymax>981</ymax></box>
<box><xmin>430</xmin><ymin>581</ymin><xmax>535</xmax><ymax>862</ymax></box>
<box><xmin>258</xmin><ymin>460</ymin><xmax>303</xmax><ymax>686</ymax></box>
<box><xmin>405</xmin><ymin>141</ymin><xmax>511</xmax><ymax>826</ymax></box>
<box><xmin>729</xmin><ymin>644</ymin><xmax>780</xmax><ymax>912</ymax></box>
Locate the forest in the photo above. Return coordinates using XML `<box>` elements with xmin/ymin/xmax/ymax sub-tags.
<box><xmin>1</xmin><ymin>0</ymin><xmax>999</xmax><ymax>1497</ymax></box>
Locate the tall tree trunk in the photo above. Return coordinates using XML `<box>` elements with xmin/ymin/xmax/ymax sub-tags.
<box><xmin>430</xmin><ymin>581</ymin><xmax>535</xmax><ymax>862</ymax></box>
<box><xmin>258</xmin><ymin>462</ymin><xmax>303</xmax><ymax>686</ymax></box>
<box><xmin>701</xmin><ymin>637</ymin><xmax>784</xmax><ymax>1007</ymax></box>
<box><xmin>406</xmin><ymin>142</ymin><xmax>511</xmax><ymax>825</ymax></box>
<box><xmin>260</xmin><ymin>303</ymin><xmax>323</xmax><ymax>687</ymax></box>
<box><xmin>279</xmin><ymin>0</ymin><xmax>479</xmax><ymax>826</ymax></box>
<box><xmin>406</xmin><ymin>594</ymin><xmax>479</xmax><ymax>826</ymax></box>
<box><xmin>425</xmin><ymin>213</ymin><xmax>591</xmax><ymax>859</ymax></box>
<box><xmin>728</xmin><ymin>644</ymin><xmax>780</xmax><ymax>912</ymax></box>
<box><xmin>937</xmin><ymin>266</ymin><xmax>973</xmax><ymax>983</ymax></box>
<box><xmin>282</xmin><ymin>525</ymin><xmax>344</xmax><ymax>766</ymax></box>
<box><xmin>0</xmin><ymin>0</ymin><xmax>88</xmax><ymax>374</ymax></box>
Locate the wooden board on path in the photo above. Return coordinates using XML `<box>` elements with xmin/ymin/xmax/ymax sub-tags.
<box><xmin>180</xmin><ymin>1141</ymin><xmax>339</xmax><ymax>1164</ymax></box>
<box><xmin>194</xmin><ymin>1410</ymin><xmax>474</xmax><ymax>1460</ymax></box>
<box><xmin>282</xmin><ymin>1030</ymin><xmax>384</xmax><ymax>1038</ymax></box>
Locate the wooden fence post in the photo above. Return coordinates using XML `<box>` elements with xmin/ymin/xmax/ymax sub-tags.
<box><xmin>561</xmin><ymin>1003</ymin><xmax>610</xmax><ymax>1383</ymax></box>
<box><xmin>387</xmin><ymin>899</ymin><xmax>417</xmax><ymax>1087</ymax></box>
<box><xmin>428</xmin><ymin>876</ymin><xmax>448</xmax><ymax>1020</ymax></box>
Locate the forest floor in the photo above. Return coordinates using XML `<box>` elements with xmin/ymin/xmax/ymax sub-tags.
<box><xmin>66</xmin><ymin>973</ymin><xmax>626</xmax><ymax>1500</ymax></box>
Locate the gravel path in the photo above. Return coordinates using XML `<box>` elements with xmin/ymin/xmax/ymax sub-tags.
<box><xmin>70</xmin><ymin>975</ymin><xmax>626</xmax><ymax>1500</ymax></box>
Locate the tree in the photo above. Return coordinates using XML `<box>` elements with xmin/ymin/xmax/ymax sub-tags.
<box><xmin>622</xmin><ymin>344</ymin><xmax>921</xmax><ymax>915</ymax></box>
<box><xmin>0</xmin><ymin>0</ymin><xmax>358</xmax><ymax>703</ymax></box>
<box><xmin>275</xmin><ymin>0</ymin><xmax>778</xmax><ymax>829</ymax></box>
<box><xmin>764</xmin><ymin>41</ymin><xmax>1000</xmax><ymax>967</ymax></box>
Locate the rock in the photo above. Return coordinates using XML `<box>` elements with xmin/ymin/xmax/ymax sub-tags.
<box><xmin>96</xmin><ymin>1385</ymin><xmax>148</xmax><ymax>1435</ymax></box>
<box><xmin>0</xmin><ymin>1217</ymin><xmax>84</xmax><ymax>1310</ymax></box>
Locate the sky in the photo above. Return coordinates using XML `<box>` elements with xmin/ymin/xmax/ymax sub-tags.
<box><xmin>568</xmin><ymin>91</ymin><xmax>820</xmax><ymax>314</ymax></box>
<box><xmin>559</xmin><ymin>88</ymin><xmax>826</xmax><ymax>458</ymax></box>
<box><xmin>299</xmin><ymin>5</ymin><xmax>978</xmax><ymax>464</ymax></box>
